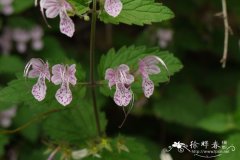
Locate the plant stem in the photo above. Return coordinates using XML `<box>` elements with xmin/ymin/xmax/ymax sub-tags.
<box><xmin>89</xmin><ymin>0</ymin><xmax>101</xmax><ymax>136</ymax></box>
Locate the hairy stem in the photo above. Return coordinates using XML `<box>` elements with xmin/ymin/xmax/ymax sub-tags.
<box><xmin>89</xmin><ymin>0</ymin><xmax>101</xmax><ymax>136</ymax></box>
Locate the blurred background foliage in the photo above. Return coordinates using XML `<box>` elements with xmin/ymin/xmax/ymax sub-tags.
<box><xmin>0</xmin><ymin>0</ymin><xmax>240</xmax><ymax>160</ymax></box>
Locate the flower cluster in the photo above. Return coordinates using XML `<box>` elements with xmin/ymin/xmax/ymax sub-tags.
<box><xmin>0</xmin><ymin>0</ymin><xmax>14</xmax><ymax>15</ymax></box>
<box><xmin>105</xmin><ymin>55</ymin><xmax>168</xmax><ymax>106</ymax></box>
<box><xmin>24</xmin><ymin>58</ymin><xmax>77</xmax><ymax>106</ymax></box>
<box><xmin>0</xmin><ymin>26</ymin><xmax>44</xmax><ymax>55</ymax></box>
<box><xmin>35</xmin><ymin>0</ymin><xmax>123</xmax><ymax>37</ymax></box>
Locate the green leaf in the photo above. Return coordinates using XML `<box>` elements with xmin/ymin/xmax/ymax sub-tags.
<box><xmin>217</xmin><ymin>134</ymin><xmax>240</xmax><ymax>160</ymax></box>
<box><xmin>68</xmin><ymin>0</ymin><xmax>90</xmax><ymax>16</ymax></box>
<box><xmin>98</xmin><ymin>46</ymin><xmax>183</xmax><ymax>96</ymax></box>
<box><xmin>19</xmin><ymin>147</ymin><xmax>48</xmax><ymax>160</ymax></box>
<box><xmin>0</xmin><ymin>135</ymin><xmax>8</xmax><ymax>156</ymax></box>
<box><xmin>197</xmin><ymin>114</ymin><xmax>236</xmax><ymax>133</ymax></box>
<box><xmin>42</xmin><ymin>101</ymin><xmax>107</xmax><ymax>144</ymax></box>
<box><xmin>99</xmin><ymin>0</ymin><xmax>174</xmax><ymax>25</ymax></box>
<box><xmin>12</xmin><ymin>1</ymin><xmax>34</xmax><ymax>13</ymax></box>
<box><xmin>0</xmin><ymin>56</ymin><xmax>24</xmax><ymax>74</ymax></box>
<box><xmin>197</xmin><ymin>96</ymin><xmax>238</xmax><ymax>133</ymax></box>
<box><xmin>153</xmin><ymin>84</ymin><xmax>205</xmax><ymax>128</ymax></box>
<box><xmin>12</xmin><ymin>105</ymin><xmax>41</xmax><ymax>142</ymax></box>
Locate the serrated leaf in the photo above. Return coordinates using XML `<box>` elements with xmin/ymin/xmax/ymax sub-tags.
<box><xmin>98</xmin><ymin>46</ymin><xmax>183</xmax><ymax>96</ymax></box>
<box><xmin>99</xmin><ymin>0</ymin><xmax>174</xmax><ymax>25</ymax></box>
<box><xmin>42</xmin><ymin>101</ymin><xmax>107</xmax><ymax>144</ymax></box>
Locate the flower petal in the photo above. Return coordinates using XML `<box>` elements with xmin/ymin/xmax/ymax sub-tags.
<box><xmin>142</xmin><ymin>78</ymin><xmax>154</xmax><ymax>98</ymax></box>
<box><xmin>68</xmin><ymin>64</ymin><xmax>77</xmax><ymax>85</ymax></box>
<box><xmin>59</xmin><ymin>11</ymin><xmax>75</xmax><ymax>37</ymax></box>
<box><xmin>114</xmin><ymin>83</ymin><xmax>132</xmax><ymax>106</ymax></box>
<box><xmin>24</xmin><ymin>58</ymin><xmax>44</xmax><ymax>78</ymax></box>
<box><xmin>118</xmin><ymin>64</ymin><xmax>129</xmax><ymax>72</ymax></box>
<box><xmin>55</xmin><ymin>82</ymin><xmax>72</xmax><ymax>106</ymax></box>
<box><xmin>51</xmin><ymin>64</ymin><xmax>64</xmax><ymax>85</ymax></box>
<box><xmin>32</xmin><ymin>75</ymin><xmax>47</xmax><ymax>101</ymax></box>
<box><xmin>104</xmin><ymin>0</ymin><xmax>123</xmax><ymax>17</ymax></box>
<box><xmin>105</xmin><ymin>68</ymin><xmax>116</xmax><ymax>88</ymax></box>
<box><xmin>45</xmin><ymin>6</ymin><xmax>61</xmax><ymax>18</ymax></box>
<box><xmin>43</xmin><ymin>0</ymin><xmax>61</xmax><ymax>18</ymax></box>
<box><xmin>147</xmin><ymin>65</ymin><xmax>161</xmax><ymax>75</ymax></box>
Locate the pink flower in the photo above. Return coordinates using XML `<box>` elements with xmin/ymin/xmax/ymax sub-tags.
<box><xmin>51</xmin><ymin>64</ymin><xmax>77</xmax><ymax>106</ymax></box>
<box><xmin>138</xmin><ymin>56</ymin><xmax>168</xmax><ymax>98</ymax></box>
<box><xmin>12</xmin><ymin>28</ymin><xmax>31</xmax><ymax>53</ymax></box>
<box><xmin>0</xmin><ymin>0</ymin><xmax>14</xmax><ymax>15</ymax></box>
<box><xmin>24</xmin><ymin>58</ymin><xmax>50</xmax><ymax>101</ymax></box>
<box><xmin>36</xmin><ymin>0</ymin><xmax>75</xmax><ymax>37</ymax></box>
<box><xmin>104</xmin><ymin>0</ymin><xmax>123</xmax><ymax>17</ymax></box>
<box><xmin>0</xmin><ymin>106</ymin><xmax>17</xmax><ymax>128</ymax></box>
<box><xmin>30</xmin><ymin>26</ymin><xmax>44</xmax><ymax>50</ymax></box>
<box><xmin>105</xmin><ymin>64</ymin><xmax>134</xmax><ymax>106</ymax></box>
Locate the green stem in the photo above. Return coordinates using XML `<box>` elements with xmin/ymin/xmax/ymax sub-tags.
<box><xmin>90</xmin><ymin>0</ymin><xmax>101</xmax><ymax>136</ymax></box>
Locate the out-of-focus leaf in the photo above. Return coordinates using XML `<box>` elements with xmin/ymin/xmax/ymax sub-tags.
<box><xmin>197</xmin><ymin>96</ymin><xmax>238</xmax><ymax>133</ymax></box>
<box><xmin>0</xmin><ymin>135</ymin><xmax>8</xmax><ymax>156</ymax></box>
<box><xmin>12</xmin><ymin>1</ymin><xmax>34</xmax><ymax>14</ymax></box>
<box><xmin>198</xmin><ymin>114</ymin><xmax>236</xmax><ymax>133</ymax></box>
<box><xmin>19</xmin><ymin>147</ymin><xmax>47</xmax><ymax>160</ymax></box>
<box><xmin>153</xmin><ymin>84</ymin><xmax>205</xmax><ymax>128</ymax></box>
<box><xmin>0</xmin><ymin>56</ymin><xmax>24</xmax><ymax>74</ymax></box>
<box><xmin>217</xmin><ymin>134</ymin><xmax>240</xmax><ymax>160</ymax></box>
<box><xmin>8</xmin><ymin>17</ymin><xmax>35</xmax><ymax>30</ymax></box>
<box><xmin>99</xmin><ymin>0</ymin><xmax>174</xmax><ymax>25</ymax></box>
<box><xmin>12</xmin><ymin>105</ymin><xmax>40</xmax><ymax>142</ymax></box>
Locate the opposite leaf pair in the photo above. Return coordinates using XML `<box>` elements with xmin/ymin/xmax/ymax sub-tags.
<box><xmin>24</xmin><ymin>58</ymin><xmax>77</xmax><ymax>106</ymax></box>
<box><xmin>105</xmin><ymin>55</ymin><xmax>168</xmax><ymax>107</ymax></box>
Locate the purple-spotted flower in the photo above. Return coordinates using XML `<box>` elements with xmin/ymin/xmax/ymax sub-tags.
<box><xmin>138</xmin><ymin>56</ymin><xmax>168</xmax><ymax>98</ymax></box>
<box><xmin>24</xmin><ymin>58</ymin><xmax>51</xmax><ymax>101</ymax></box>
<box><xmin>104</xmin><ymin>0</ymin><xmax>123</xmax><ymax>17</ymax></box>
<box><xmin>51</xmin><ymin>64</ymin><xmax>77</xmax><ymax>106</ymax></box>
<box><xmin>36</xmin><ymin>0</ymin><xmax>75</xmax><ymax>37</ymax></box>
<box><xmin>105</xmin><ymin>64</ymin><xmax>134</xmax><ymax>107</ymax></box>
